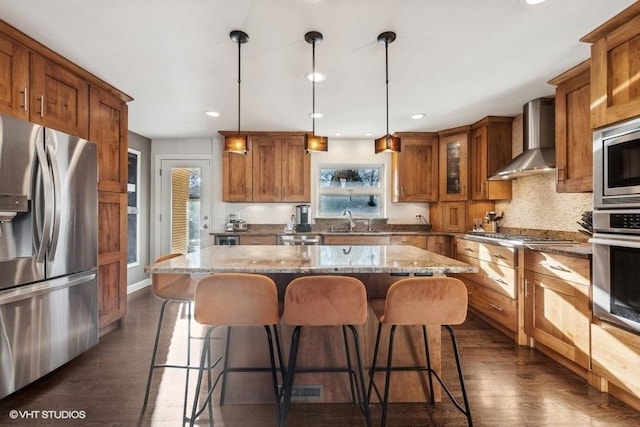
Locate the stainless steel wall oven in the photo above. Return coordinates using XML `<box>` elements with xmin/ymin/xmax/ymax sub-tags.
<box><xmin>591</xmin><ymin>210</ymin><xmax>640</xmax><ymax>333</ymax></box>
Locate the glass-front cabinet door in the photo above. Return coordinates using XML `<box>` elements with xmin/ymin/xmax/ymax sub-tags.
<box><xmin>438</xmin><ymin>127</ymin><xmax>469</xmax><ymax>201</ymax></box>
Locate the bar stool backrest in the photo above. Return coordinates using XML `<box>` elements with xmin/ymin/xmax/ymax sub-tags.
<box><xmin>282</xmin><ymin>275</ymin><xmax>368</xmax><ymax>326</ymax></box>
<box><xmin>152</xmin><ymin>253</ymin><xmax>195</xmax><ymax>301</ymax></box>
<box><xmin>194</xmin><ymin>273</ymin><xmax>279</xmax><ymax>326</ymax></box>
<box><xmin>382</xmin><ymin>277</ymin><xmax>468</xmax><ymax>326</ymax></box>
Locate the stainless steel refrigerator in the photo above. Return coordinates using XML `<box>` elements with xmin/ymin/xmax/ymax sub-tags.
<box><xmin>0</xmin><ymin>114</ymin><xmax>98</xmax><ymax>399</ymax></box>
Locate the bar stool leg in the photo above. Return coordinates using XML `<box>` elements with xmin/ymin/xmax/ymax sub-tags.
<box><xmin>142</xmin><ymin>300</ymin><xmax>169</xmax><ymax>412</ymax></box>
<box><xmin>181</xmin><ymin>302</ymin><xmax>193</xmax><ymax>422</ymax></box>
<box><xmin>279</xmin><ymin>325</ymin><xmax>302</xmax><ymax>427</ymax></box>
<box><xmin>219</xmin><ymin>326</ymin><xmax>233</xmax><ymax>405</ymax></box>
<box><xmin>346</xmin><ymin>325</ymin><xmax>372</xmax><ymax>427</ymax></box>
<box><xmin>342</xmin><ymin>325</ymin><xmax>358</xmax><ymax>405</ymax></box>
<box><xmin>190</xmin><ymin>326</ymin><xmax>215</xmax><ymax>427</ymax></box>
<box><xmin>422</xmin><ymin>325</ymin><xmax>435</xmax><ymax>404</ymax></box>
<box><xmin>446</xmin><ymin>325</ymin><xmax>473</xmax><ymax>427</ymax></box>
<box><xmin>265</xmin><ymin>325</ymin><xmax>282</xmax><ymax>424</ymax></box>
<box><xmin>381</xmin><ymin>325</ymin><xmax>398</xmax><ymax>427</ymax></box>
<box><xmin>367</xmin><ymin>322</ymin><xmax>384</xmax><ymax>405</ymax></box>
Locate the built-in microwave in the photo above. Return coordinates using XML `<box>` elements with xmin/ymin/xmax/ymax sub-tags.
<box><xmin>594</xmin><ymin>116</ymin><xmax>640</xmax><ymax>208</ymax></box>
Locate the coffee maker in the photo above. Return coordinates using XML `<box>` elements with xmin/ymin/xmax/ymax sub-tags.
<box><xmin>295</xmin><ymin>204</ymin><xmax>311</xmax><ymax>232</ymax></box>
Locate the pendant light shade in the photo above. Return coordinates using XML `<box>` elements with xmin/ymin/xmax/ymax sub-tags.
<box><xmin>224</xmin><ymin>30</ymin><xmax>249</xmax><ymax>155</ymax></box>
<box><xmin>304</xmin><ymin>31</ymin><xmax>328</xmax><ymax>154</ymax></box>
<box><xmin>375</xmin><ymin>31</ymin><xmax>401</xmax><ymax>154</ymax></box>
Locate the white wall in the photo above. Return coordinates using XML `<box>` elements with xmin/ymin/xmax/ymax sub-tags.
<box><xmin>151</xmin><ymin>136</ymin><xmax>430</xmax><ymax>233</ymax></box>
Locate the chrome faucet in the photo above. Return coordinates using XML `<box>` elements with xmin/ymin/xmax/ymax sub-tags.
<box><xmin>342</xmin><ymin>209</ymin><xmax>356</xmax><ymax>231</ymax></box>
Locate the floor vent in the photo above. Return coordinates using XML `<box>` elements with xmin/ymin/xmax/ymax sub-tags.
<box><xmin>278</xmin><ymin>384</ymin><xmax>323</xmax><ymax>402</ymax></box>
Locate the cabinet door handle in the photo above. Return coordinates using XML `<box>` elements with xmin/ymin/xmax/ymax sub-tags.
<box><xmin>464</xmin><ymin>247</ymin><xmax>475</xmax><ymax>253</ymax></box>
<box><xmin>489</xmin><ymin>303</ymin><xmax>504</xmax><ymax>312</ymax></box>
<box><xmin>524</xmin><ymin>278</ymin><xmax>530</xmax><ymax>297</ymax></box>
<box><xmin>20</xmin><ymin>87</ymin><xmax>28</xmax><ymax>111</ymax></box>
<box><xmin>493</xmin><ymin>253</ymin><xmax>507</xmax><ymax>260</ymax></box>
<box><xmin>37</xmin><ymin>95</ymin><xmax>44</xmax><ymax>117</ymax></box>
<box><xmin>481</xmin><ymin>181</ymin><xmax>486</xmax><ymax>195</ymax></box>
<box><xmin>400</xmin><ymin>185</ymin><xmax>404</xmax><ymax>197</ymax></box>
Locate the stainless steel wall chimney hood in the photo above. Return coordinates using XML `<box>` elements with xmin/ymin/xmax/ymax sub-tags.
<box><xmin>489</xmin><ymin>97</ymin><xmax>555</xmax><ymax>180</ymax></box>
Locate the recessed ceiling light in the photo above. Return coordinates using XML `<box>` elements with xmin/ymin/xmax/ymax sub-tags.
<box><xmin>411</xmin><ymin>113</ymin><xmax>425</xmax><ymax>120</ymax></box>
<box><xmin>305</xmin><ymin>71</ymin><xmax>326</xmax><ymax>82</ymax></box>
<box><xmin>309</xmin><ymin>112</ymin><xmax>324</xmax><ymax>119</ymax></box>
<box><xmin>365</xmin><ymin>132</ymin><xmax>373</xmax><ymax>136</ymax></box>
<box><xmin>526</xmin><ymin>0</ymin><xmax>546</xmax><ymax>4</ymax></box>
<box><xmin>334</xmin><ymin>132</ymin><xmax>342</xmax><ymax>136</ymax></box>
<box><xmin>205</xmin><ymin>111</ymin><xmax>220</xmax><ymax>117</ymax></box>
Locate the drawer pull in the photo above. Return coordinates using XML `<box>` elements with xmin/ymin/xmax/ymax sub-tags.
<box><xmin>489</xmin><ymin>303</ymin><xmax>504</xmax><ymax>312</ymax></box>
<box><xmin>493</xmin><ymin>254</ymin><xmax>507</xmax><ymax>260</ymax></box>
<box><xmin>464</xmin><ymin>247</ymin><xmax>475</xmax><ymax>252</ymax></box>
<box><xmin>21</xmin><ymin>87</ymin><xmax>28</xmax><ymax>111</ymax></box>
<box><xmin>542</xmin><ymin>262</ymin><xmax>571</xmax><ymax>273</ymax></box>
<box><xmin>492</xmin><ymin>276</ymin><xmax>508</xmax><ymax>285</ymax></box>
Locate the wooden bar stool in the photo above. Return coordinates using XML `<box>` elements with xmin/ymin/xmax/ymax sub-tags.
<box><xmin>367</xmin><ymin>276</ymin><xmax>473</xmax><ymax>427</ymax></box>
<box><xmin>189</xmin><ymin>273</ymin><xmax>282</xmax><ymax>427</ymax></box>
<box><xmin>279</xmin><ymin>275</ymin><xmax>372</xmax><ymax>427</ymax></box>
<box><xmin>142</xmin><ymin>253</ymin><xmax>199</xmax><ymax>422</ymax></box>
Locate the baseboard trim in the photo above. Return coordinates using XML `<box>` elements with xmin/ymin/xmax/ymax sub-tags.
<box><xmin>127</xmin><ymin>278</ymin><xmax>151</xmax><ymax>295</ymax></box>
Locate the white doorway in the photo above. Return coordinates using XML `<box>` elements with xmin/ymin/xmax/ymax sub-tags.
<box><xmin>156</xmin><ymin>158</ymin><xmax>212</xmax><ymax>257</ymax></box>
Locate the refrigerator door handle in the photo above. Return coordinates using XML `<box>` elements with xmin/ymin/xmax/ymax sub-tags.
<box><xmin>46</xmin><ymin>137</ymin><xmax>62</xmax><ymax>261</ymax></box>
<box><xmin>33</xmin><ymin>131</ymin><xmax>53</xmax><ymax>263</ymax></box>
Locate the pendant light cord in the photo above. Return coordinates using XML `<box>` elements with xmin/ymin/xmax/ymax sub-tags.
<box><xmin>237</xmin><ymin>39</ymin><xmax>242</xmax><ymax>134</ymax></box>
<box><xmin>312</xmin><ymin>38</ymin><xmax>316</xmax><ymax>135</ymax></box>
<box><xmin>384</xmin><ymin>37</ymin><xmax>389</xmax><ymax>136</ymax></box>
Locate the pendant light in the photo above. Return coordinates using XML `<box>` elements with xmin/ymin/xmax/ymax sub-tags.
<box><xmin>304</xmin><ymin>31</ymin><xmax>328</xmax><ymax>153</ymax></box>
<box><xmin>224</xmin><ymin>30</ymin><xmax>249</xmax><ymax>155</ymax></box>
<box><xmin>374</xmin><ymin>31</ymin><xmax>401</xmax><ymax>154</ymax></box>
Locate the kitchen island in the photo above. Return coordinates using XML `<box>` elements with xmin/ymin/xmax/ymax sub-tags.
<box><xmin>146</xmin><ymin>245</ymin><xmax>476</xmax><ymax>404</ymax></box>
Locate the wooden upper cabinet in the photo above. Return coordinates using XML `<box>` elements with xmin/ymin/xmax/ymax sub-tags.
<box><xmin>252</xmin><ymin>136</ymin><xmax>283</xmax><ymax>202</ymax></box>
<box><xmin>470</xmin><ymin>117</ymin><xmax>513</xmax><ymax>200</ymax></box>
<box><xmin>0</xmin><ymin>33</ymin><xmax>29</xmax><ymax>119</ymax></box>
<box><xmin>30</xmin><ymin>53</ymin><xmax>89</xmax><ymax>138</ymax></box>
<box><xmin>281</xmin><ymin>136</ymin><xmax>310</xmax><ymax>202</ymax></box>
<box><xmin>222</xmin><ymin>150</ymin><xmax>252</xmax><ymax>202</ymax></box>
<box><xmin>549</xmin><ymin>61</ymin><xmax>592</xmax><ymax>193</ymax></box>
<box><xmin>581</xmin><ymin>3</ymin><xmax>640</xmax><ymax>128</ymax></box>
<box><xmin>90</xmin><ymin>86</ymin><xmax>128</xmax><ymax>192</ymax></box>
<box><xmin>220</xmin><ymin>132</ymin><xmax>310</xmax><ymax>203</ymax></box>
<box><xmin>392</xmin><ymin>132</ymin><xmax>438</xmax><ymax>202</ymax></box>
<box><xmin>438</xmin><ymin>126</ymin><xmax>469</xmax><ymax>201</ymax></box>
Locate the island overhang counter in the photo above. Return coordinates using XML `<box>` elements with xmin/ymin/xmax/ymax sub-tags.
<box><xmin>145</xmin><ymin>245</ymin><xmax>477</xmax><ymax>404</ymax></box>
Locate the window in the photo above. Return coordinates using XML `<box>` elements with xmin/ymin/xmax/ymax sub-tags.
<box><xmin>316</xmin><ymin>164</ymin><xmax>384</xmax><ymax>217</ymax></box>
<box><xmin>127</xmin><ymin>149</ymin><xmax>140</xmax><ymax>266</ymax></box>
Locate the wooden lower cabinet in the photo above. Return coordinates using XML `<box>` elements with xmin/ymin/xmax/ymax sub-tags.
<box><xmin>426</xmin><ymin>235</ymin><xmax>452</xmax><ymax>257</ymax></box>
<box><xmin>591</xmin><ymin>320</ymin><xmax>640</xmax><ymax>411</ymax></box>
<box><xmin>323</xmin><ymin>234</ymin><xmax>390</xmax><ymax>246</ymax></box>
<box><xmin>523</xmin><ymin>249</ymin><xmax>592</xmax><ymax>381</ymax></box>
<box><xmin>455</xmin><ymin>238</ymin><xmax>522</xmax><ymax>342</ymax></box>
<box><xmin>98</xmin><ymin>191</ymin><xmax>127</xmax><ymax>331</ymax></box>
<box><xmin>238</xmin><ymin>234</ymin><xmax>277</xmax><ymax>245</ymax></box>
<box><xmin>390</xmin><ymin>234</ymin><xmax>426</xmax><ymax>249</ymax></box>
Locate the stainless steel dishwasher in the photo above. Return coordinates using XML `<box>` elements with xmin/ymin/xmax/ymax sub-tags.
<box><xmin>277</xmin><ymin>234</ymin><xmax>322</xmax><ymax>245</ymax></box>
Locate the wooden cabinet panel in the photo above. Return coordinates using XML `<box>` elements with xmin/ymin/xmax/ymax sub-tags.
<box><xmin>252</xmin><ymin>136</ymin><xmax>282</xmax><ymax>202</ymax></box>
<box><xmin>0</xmin><ymin>33</ymin><xmax>29</xmax><ymax>119</ymax></box>
<box><xmin>456</xmin><ymin>254</ymin><xmax>516</xmax><ymax>299</ymax></box>
<box><xmin>222</xmin><ymin>151</ymin><xmax>252</xmax><ymax>201</ymax></box>
<box><xmin>239</xmin><ymin>235</ymin><xmax>277</xmax><ymax>245</ymax></box>
<box><xmin>524</xmin><ymin>249</ymin><xmax>591</xmax><ymax>375</ymax></box>
<box><xmin>470</xmin><ymin>117</ymin><xmax>513</xmax><ymax>200</ymax></box>
<box><xmin>438</xmin><ymin>127</ymin><xmax>469</xmax><ymax>201</ymax></box>
<box><xmin>98</xmin><ymin>191</ymin><xmax>127</xmax><ymax>329</ymax></box>
<box><xmin>281</xmin><ymin>136</ymin><xmax>310</xmax><ymax>202</ymax></box>
<box><xmin>90</xmin><ymin>86</ymin><xmax>128</xmax><ymax>192</ymax></box>
<box><xmin>582</xmin><ymin>3</ymin><xmax>640</xmax><ymax>128</ymax></box>
<box><xmin>439</xmin><ymin>201</ymin><xmax>466</xmax><ymax>233</ymax></box>
<box><xmin>392</xmin><ymin>133</ymin><xmax>438</xmax><ymax>202</ymax></box>
<box><xmin>465</xmin><ymin>279</ymin><xmax>517</xmax><ymax>332</ymax></box>
<box><xmin>30</xmin><ymin>53</ymin><xmax>89</xmax><ymax>138</ymax></box>
<box><xmin>550</xmin><ymin>61</ymin><xmax>592</xmax><ymax>192</ymax></box>
<box><xmin>390</xmin><ymin>234</ymin><xmax>426</xmax><ymax>249</ymax></box>
<box><xmin>591</xmin><ymin>321</ymin><xmax>640</xmax><ymax>403</ymax></box>
<box><xmin>425</xmin><ymin>235</ymin><xmax>451</xmax><ymax>257</ymax></box>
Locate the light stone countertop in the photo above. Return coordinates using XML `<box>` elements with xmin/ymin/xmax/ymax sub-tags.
<box><xmin>146</xmin><ymin>245</ymin><xmax>477</xmax><ymax>275</ymax></box>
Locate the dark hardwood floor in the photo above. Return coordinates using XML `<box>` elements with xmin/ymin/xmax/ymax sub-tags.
<box><xmin>2</xmin><ymin>287</ymin><xmax>640</xmax><ymax>426</ymax></box>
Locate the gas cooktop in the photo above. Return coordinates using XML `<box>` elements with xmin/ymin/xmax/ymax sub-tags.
<box><xmin>464</xmin><ymin>232</ymin><xmax>573</xmax><ymax>244</ymax></box>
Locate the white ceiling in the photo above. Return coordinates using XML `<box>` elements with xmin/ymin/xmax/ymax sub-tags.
<box><xmin>0</xmin><ymin>0</ymin><xmax>636</xmax><ymax>140</ymax></box>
